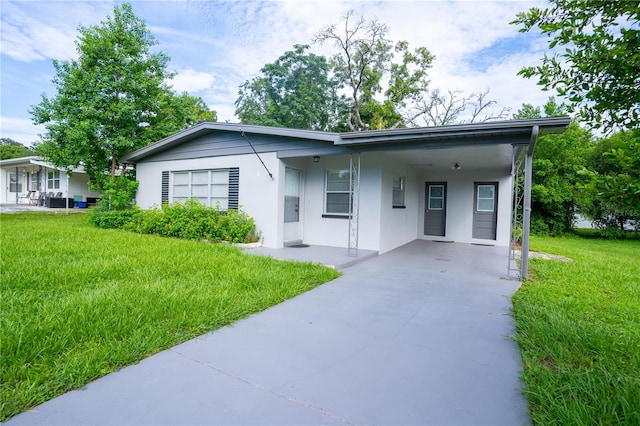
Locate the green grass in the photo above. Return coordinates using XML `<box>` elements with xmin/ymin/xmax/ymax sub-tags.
<box><xmin>513</xmin><ymin>235</ymin><xmax>640</xmax><ymax>425</ymax></box>
<box><xmin>0</xmin><ymin>213</ymin><xmax>341</xmax><ymax>421</ymax></box>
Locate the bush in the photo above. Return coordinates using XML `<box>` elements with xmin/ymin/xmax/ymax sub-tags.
<box><xmin>95</xmin><ymin>176</ymin><xmax>139</xmax><ymax>211</ymax></box>
<box><xmin>89</xmin><ymin>208</ymin><xmax>141</xmax><ymax>229</ymax></box>
<box><xmin>90</xmin><ymin>199</ymin><xmax>259</xmax><ymax>244</ymax></box>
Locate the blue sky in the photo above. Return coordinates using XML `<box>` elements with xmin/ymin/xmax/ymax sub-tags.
<box><xmin>1</xmin><ymin>0</ymin><xmax>551</xmax><ymax>146</ymax></box>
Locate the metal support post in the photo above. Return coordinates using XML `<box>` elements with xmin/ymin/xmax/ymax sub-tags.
<box><xmin>347</xmin><ymin>152</ymin><xmax>361</xmax><ymax>257</ymax></box>
<box><xmin>521</xmin><ymin>126</ymin><xmax>538</xmax><ymax>279</ymax></box>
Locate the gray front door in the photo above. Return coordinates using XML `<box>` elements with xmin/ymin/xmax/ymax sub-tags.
<box><xmin>473</xmin><ymin>182</ymin><xmax>498</xmax><ymax>240</ymax></box>
<box><xmin>424</xmin><ymin>182</ymin><xmax>446</xmax><ymax>236</ymax></box>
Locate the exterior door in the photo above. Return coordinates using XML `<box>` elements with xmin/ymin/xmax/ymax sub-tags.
<box><xmin>283</xmin><ymin>168</ymin><xmax>302</xmax><ymax>244</ymax></box>
<box><xmin>424</xmin><ymin>182</ymin><xmax>447</xmax><ymax>236</ymax></box>
<box><xmin>7</xmin><ymin>171</ymin><xmax>22</xmax><ymax>203</ymax></box>
<box><xmin>473</xmin><ymin>182</ymin><xmax>498</xmax><ymax>240</ymax></box>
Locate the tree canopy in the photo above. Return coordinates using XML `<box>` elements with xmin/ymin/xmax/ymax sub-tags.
<box><xmin>235</xmin><ymin>44</ymin><xmax>345</xmax><ymax>131</ymax></box>
<box><xmin>514</xmin><ymin>98</ymin><xmax>595</xmax><ymax>234</ymax></box>
<box><xmin>314</xmin><ymin>10</ymin><xmax>435</xmax><ymax>131</ymax></box>
<box><xmin>579</xmin><ymin>129</ymin><xmax>640</xmax><ymax>233</ymax></box>
<box><xmin>237</xmin><ymin>10</ymin><xmax>509</xmax><ymax>132</ymax></box>
<box><xmin>512</xmin><ymin>0</ymin><xmax>640</xmax><ymax>131</ymax></box>
<box><xmin>31</xmin><ymin>3</ymin><xmax>215</xmax><ymax>190</ymax></box>
<box><xmin>0</xmin><ymin>138</ymin><xmax>33</xmax><ymax>160</ymax></box>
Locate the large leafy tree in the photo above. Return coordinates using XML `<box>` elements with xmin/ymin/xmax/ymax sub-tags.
<box><xmin>31</xmin><ymin>3</ymin><xmax>214</xmax><ymax>191</ymax></box>
<box><xmin>145</xmin><ymin>91</ymin><xmax>217</xmax><ymax>143</ymax></box>
<box><xmin>235</xmin><ymin>44</ymin><xmax>346</xmax><ymax>131</ymax></box>
<box><xmin>578</xmin><ymin>129</ymin><xmax>640</xmax><ymax>233</ymax></box>
<box><xmin>314</xmin><ymin>10</ymin><xmax>434</xmax><ymax>131</ymax></box>
<box><xmin>512</xmin><ymin>0</ymin><xmax>640</xmax><ymax>131</ymax></box>
<box><xmin>0</xmin><ymin>138</ymin><xmax>33</xmax><ymax>160</ymax></box>
<box><xmin>514</xmin><ymin>98</ymin><xmax>595</xmax><ymax>234</ymax></box>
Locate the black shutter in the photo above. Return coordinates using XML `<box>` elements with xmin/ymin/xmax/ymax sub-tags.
<box><xmin>161</xmin><ymin>171</ymin><xmax>169</xmax><ymax>204</ymax></box>
<box><xmin>228</xmin><ymin>167</ymin><xmax>239</xmax><ymax>210</ymax></box>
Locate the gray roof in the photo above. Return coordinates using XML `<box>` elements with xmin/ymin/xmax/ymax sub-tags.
<box><xmin>121</xmin><ymin>117</ymin><xmax>571</xmax><ymax>163</ymax></box>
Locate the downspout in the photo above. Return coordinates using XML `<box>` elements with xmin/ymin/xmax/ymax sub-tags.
<box><xmin>521</xmin><ymin>125</ymin><xmax>539</xmax><ymax>279</ymax></box>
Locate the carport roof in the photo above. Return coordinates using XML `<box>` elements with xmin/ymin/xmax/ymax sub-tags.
<box><xmin>120</xmin><ymin>116</ymin><xmax>571</xmax><ymax>163</ymax></box>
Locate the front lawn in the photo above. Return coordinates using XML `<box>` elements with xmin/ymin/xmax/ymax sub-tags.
<box><xmin>513</xmin><ymin>235</ymin><xmax>640</xmax><ymax>424</ymax></box>
<box><xmin>0</xmin><ymin>213</ymin><xmax>341</xmax><ymax>421</ymax></box>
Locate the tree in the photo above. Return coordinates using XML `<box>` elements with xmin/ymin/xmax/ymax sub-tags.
<box><xmin>417</xmin><ymin>89</ymin><xmax>511</xmax><ymax>127</ymax></box>
<box><xmin>512</xmin><ymin>0</ymin><xmax>640</xmax><ymax>131</ymax></box>
<box><xmin>0</xmin><ymin>138</ymin><xmax>33</xmax><ymax>160</ymax></box>
<box><xmin>144</xmin><ymin>91</ymin><xmax>217</xmax><ymax>144</ymax></box>
<box><xmin>235</xmin><ymin>44</ymin><xmax>346</xmax><ymax>131</ymax></box>
<box><xmin>514</xmin><ymin>98</ymin><xmax>595</xmax><ymax>234</ymax></box>
<box><xmin>578</xmin><ymin>129</ymin><xmax>640</xmax><ymax>234</ymax></box>
<box><xmin>314</xmin><ymin>10</ymin><xmax>434</xmax><ymax>131</ymax></box>
<box><xmin>31</xmin><ymin>3</ymin><xmax>214</xmax><ymax>195</ymax></box>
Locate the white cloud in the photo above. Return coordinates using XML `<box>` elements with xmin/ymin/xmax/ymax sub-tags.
<box><xmin>171</xmin><ymin>69</ymin><xmax>216</xmax><ymax>93</ymax></box>
<box><xmin>1</xmin><ymin>0</ymin><xmax>556</xmax><ymax>140</ymax></box>
<box><xmin>0</xmin><ymin>116</ymin><xmax>45</xmax><ymax>146</ymax></box>
<box><xmin>0</xmin><ymin>1</ymin><xmax>112</xmax><ymax>62</ymax></box>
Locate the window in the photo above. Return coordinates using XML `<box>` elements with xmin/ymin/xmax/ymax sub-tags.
<box><xmin>476</xmin><ymin>184</ymin><xmax>495</xmax><ymax>212</ymax></box>
<box><xmin>9</xmin><ymin>173</ymin><xmax>22</xmax><ymax>193</ymax></box>
<box><xmin>47</xmin><ymin>170</ymin><xmax>60</xmax><ymax>189</ymax></box>
<box><xmin>172</xmin><ymin>169</ymin><xmax>229</xmax><ymax>209</ymax></box>
<box><xmin>392</xmin><ymin>176</ymin><xmax>405</xmax><ymax>208</ymax></box>
<box><xmin>428</xmin><ymin>185</ymin><xmax>445</xmax><ymax>210</ymax></box>
<box><xmin>325</xmin><ymin>169</ymin><xmax>351</xmax><ymax>215</ymax></box>
<box><xmin>30</xmin><ymin>172</ymin><xmax>38</xmax><ymax>191</ymax></box>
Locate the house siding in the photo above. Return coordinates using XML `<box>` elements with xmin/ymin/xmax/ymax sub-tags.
<box><xmin>135</xmin><ymin>152</ymin><xmax>282</xmax><ymax>248</ymax></box>
<box><xmin>141</xmin><ymin>132</ymin><xmax>346</xmax><ymax>163</ymax></box>
<box><xmin>376</xmin><ymin>154</ymin><xmax>421</xmax><ymax>254</ymax></box>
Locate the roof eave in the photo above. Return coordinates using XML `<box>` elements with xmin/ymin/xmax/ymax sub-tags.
<box><xmin>338</xmin><ymin>117</ymin><xmax>571</xmax><ymax>143</ymax></box>
<box><xmin>0</xmin><ymin>156</ymin><xmax>40</xmax><ymax>166</ymax></box>
<box><xmin>121</xmin><ymin>122</ymin><xmax>340</xmax><ymax>163</ymax></box>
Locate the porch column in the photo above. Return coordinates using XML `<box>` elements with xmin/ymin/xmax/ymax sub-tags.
<box><xmin>521</xmin><ymin>125</ymin><xmax>539</xmax><ymax>279</ymax></box>
<box><xmin>15</xmin><ymin>167</ymin><xmax>19</xmax><ymax>204</ymax></box>
<box><xmin>348</xmin><ymin>152</ymin><xmax>361</xmax><ymax>257</ymax></box>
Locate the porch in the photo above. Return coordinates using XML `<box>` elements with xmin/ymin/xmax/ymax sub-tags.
<box><xmin>245</xmin><ymin>239</ymin><xmax>514</xmax><ymax>281</ymax></box>
<box><xmin>0</xmin><ymin>156</ymin><xmax>100</xmax><ymax>207</ymax></box>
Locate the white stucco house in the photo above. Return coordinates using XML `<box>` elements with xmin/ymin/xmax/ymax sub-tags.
<box><xmin>0</xmin><ymin>156</ymin><xmax>101</xmax><ymax>207</ymax></box>
<box><xmin>121</xmin><ymin>117</ymin><xmax>570</xmax><ymax>278</ymax></box>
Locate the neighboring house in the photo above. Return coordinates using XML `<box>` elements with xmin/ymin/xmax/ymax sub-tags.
<box><xmin>0</xmin><ymin>156</ymin><xmax>101</xmax><ymax>206</ymax></box>
<box><xmin>121</xmin><ymin>117</ymin><xmax>571</xmax><ymax>277</ymax></box>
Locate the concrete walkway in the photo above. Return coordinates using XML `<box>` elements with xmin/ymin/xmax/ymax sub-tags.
<box><xmin>0</xmin><ymin>203</ymin><xmax>85</xmax><ymax>213</ymax></box>
<box><xmin>244</xmin><ymin>244</ymin><xmax>379</xmax><ymax>270</ymax></box>
<box><xmin>5</xmin><ymin>241</ymin><xmax>528</xmax><ymax>425</ymax></box>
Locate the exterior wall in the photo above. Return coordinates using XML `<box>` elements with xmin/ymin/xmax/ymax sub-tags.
<box><xmin>297</xmin><ymin>153</ymin><xmax>381</xmax><ymax>252</ymax></box>
<box><xmin>134</xmin><ymin>152</ymin><xmax>282</xmax><ymax>248</ymax></box>
<box><xmin>133</xmin><ymin>151</ymin><xmax>512</xmax><ymax>252</ymax></box>
<box><xmin>375</xmin><ymin>154</ymin><xmax>420</xmax><ymax>254</ymax></box>
<box><xmin>292</xmin><ymin>152</ymin><xmax>418</xmax><ymax>253</ymax></box>
<box><xmin>417</xmin><ymin>168</ymin><xmax>512</xmax><ymax>246</ymax></box>
<box><xmin>67</xmin><ymin>173</ymin><xmax>101</xmax><ymax>201</ymax></box>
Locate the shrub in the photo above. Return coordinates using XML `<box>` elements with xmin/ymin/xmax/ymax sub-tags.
<box><xmin>94</xmin><ymin>176</ymin><xmax>139</xmax><ymax>211</ymax></box>
<box><xmin>89</xmin><ymin>208</ymin><xmax>141</xmax><ymax>229</ymax></box>
<box><xmin>91</xmin><ymin>199</ymin><xmax>259</xmax><ymax>244</ymax></box>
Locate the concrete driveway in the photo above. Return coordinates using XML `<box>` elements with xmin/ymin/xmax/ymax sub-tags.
<box><xmin>6</xmin><ymin>240</ymin><xmax>528</xmax><ymax>425</ymax></box>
